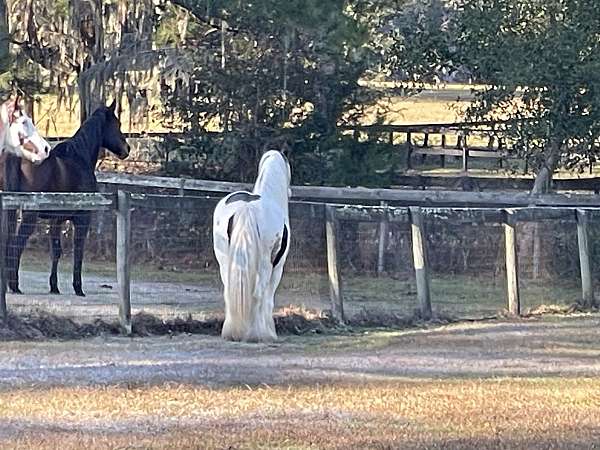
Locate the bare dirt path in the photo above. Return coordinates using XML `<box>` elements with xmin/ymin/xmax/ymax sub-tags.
<box><xmin>1</xmin><ymin>313</ymin><xmax>599</xmax><ymax>388</ymax></box>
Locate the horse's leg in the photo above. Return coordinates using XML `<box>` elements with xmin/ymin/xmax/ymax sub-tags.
<box><xmin>49</xmin><ymin>220</ymin><xmax>62</xmax><ymax>294</ymax></box>
<box><xmin>7</xmin><ymin>212</ymin><xmax>38</xmax><ymax>294</ymax></box>
<box><xmin>72</xmin><ymin>213</ymin><xmax>91</xmax><ymax>297</ymax></box>
<box><xmin>263</xmin><ymin>263</ymin><xmax>285</xmax><ymax>340</ymax></box>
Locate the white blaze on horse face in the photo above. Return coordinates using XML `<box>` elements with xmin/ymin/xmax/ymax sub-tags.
<box><xmin>0</xmin><ymin>102</ymin><xmax>51</xmax><ymax>163</ymax></box>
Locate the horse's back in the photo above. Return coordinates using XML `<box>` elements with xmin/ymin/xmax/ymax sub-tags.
<box><xmin>214</xmin><ymin>190</ymin><xmax>286</xmax><ymax>241</ymax></box>
<box><xmin>213</xmin><ymin>190</ymin><xmax>288</xmax><ymax>270</ymax></box>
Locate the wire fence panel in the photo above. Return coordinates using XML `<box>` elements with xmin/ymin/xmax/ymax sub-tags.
<box><xmin>126</xmin><ymin>199</ymin><xmax>330</xmax><ymax>320</ymax></box>
<box><xmin>128</xmin><ymin>198</ymin><xmax>221</xmax><ymax>320</ymax></box>
<box><xmin>516</xmin><ymin>221</ymin><xmax>583</xmax><ymax>313</ymax></box>
<box><xmin>3</xmin><ymin>194</ymin><xmax>598</xmax><ymax>325</ymax></box>
<box><xmin>337</xmin><ymin>218</ymin><xmax>419</xmax><ymax>321</ymax></box>
<box><xmin>8</xmin><ymin>209</ymin><xmax>120</xmax><ymax>319</ymax></box>
<box><xmin>425</xmin><ymin>218</ymin><xmax>507</xmax><ymax>320</ymax></box>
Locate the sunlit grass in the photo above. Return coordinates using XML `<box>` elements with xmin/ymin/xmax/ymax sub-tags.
<box><xmin>342</xmin><ymin>274</ymin><xmax>581</xmax><ymax>318</ymax></box>
<box><xmin>1</xmin><ymin>378</ymin><xmax>599</xmax><ymax>449</ymax></box>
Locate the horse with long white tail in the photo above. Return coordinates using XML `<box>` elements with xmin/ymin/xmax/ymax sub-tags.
<box><xmin>213</xmin><ymin>150</ymin><xmax>291</xmax><ymax>343</ymax></box>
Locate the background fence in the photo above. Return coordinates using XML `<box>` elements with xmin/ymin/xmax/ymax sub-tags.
<box><xmin>1</xmin><ymin>183</ymin><xmax>599</xmax><ymax>333</ymax></box>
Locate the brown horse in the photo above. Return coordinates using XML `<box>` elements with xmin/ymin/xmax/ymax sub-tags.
<box><xmin>3</xmin><ymin>100</ymin><xmax>129</xmax><ymax>296</ymax></box>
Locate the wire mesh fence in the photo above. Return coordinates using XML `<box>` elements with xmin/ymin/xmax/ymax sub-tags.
<box><xmin>2</xmin><ymin>195</ymin><xmax>332</xmax><ymax>323</ymax></box>
<box><xmin>338</xmin><ymin>219</ymin><xmax>420</xmax><ymax>320</ymax></box>
<box><xmin>516</xmin><ymin>221</ymin><xmax>585</xmax><ymax>312</ymax></box>
<box><xmin>425</xmin><ymin>218</ymin><xmax>507</xmax><ymax>319</ymax></box>
<box><xmin>2</xmin><ymin>192</ymin><xmax>599</xmax><ymax>327</ymax></box>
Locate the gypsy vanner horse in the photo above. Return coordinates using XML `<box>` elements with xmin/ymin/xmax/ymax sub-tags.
<box><xmin>213</xmin><ymin>150</ymin><xmax>291</xmax><ymax>343</ymax></box>
<box><xmin>2</xmin><ymin>100</ymin><xmax>129</xmax><ymax>297</ymax></box>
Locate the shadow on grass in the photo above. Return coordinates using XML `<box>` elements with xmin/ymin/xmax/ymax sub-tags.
<box><xmin>0</xmin><ymin>301</ymin><xmax>595</xmax><ymax>342</ymax></box>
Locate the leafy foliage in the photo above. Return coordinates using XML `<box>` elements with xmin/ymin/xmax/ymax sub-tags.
<box><xmin>389</xmin><ymin>0</ymin><xmax>600</xmax><ymax>191</ymax></box>
<box><xmin>158</xmin><ymin>0</ymin><xmax>398</xmax><ymax>184</ymax></box>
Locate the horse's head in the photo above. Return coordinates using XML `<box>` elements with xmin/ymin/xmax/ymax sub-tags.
<box><xmin>101</xmin><ymin>100</ymin><xmax>130</xmax><ymax>160</ymax></box>
<box><xmin>256</xmin><ymin>150</ymin><xmax>292</xmax><ymax>199</ymax></box>
<box><xmin>0</xmin><ymin>98</ymin><xmax>51</xmax><ymax>164</ymax></box>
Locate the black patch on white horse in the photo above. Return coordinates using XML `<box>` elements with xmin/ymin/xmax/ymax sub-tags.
<box><xmin>225</xmin><ymin>192</ymin><xmax>261</xmax><ymax>205</ymax></box>
<box><xmin>227</xmin><ymin>215</ymin><xmax>235</xmax><ymax>244</ymax></box>
<box><xmin>271</xmin><ymin>225</ymin><xmax>289</xmax><ymax>267</ymax></box>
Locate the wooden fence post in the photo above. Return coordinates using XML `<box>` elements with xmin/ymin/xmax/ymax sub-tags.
<box><xmin>377</xmin><ymin>201</ymin><xmax>389</xmax><ymax>276</ymax></box>
<box><xmin>504</xmin><ymin>210</ymin><xmax>520</xmax><ymax>315</ymax></box>
<box><xmin>532</xmin><ymin>223</ymin><xmax>542</xmax><ymax>279</ymax></box>
<box><xmin>576</xmin><ymin>209</ymin><xmax>594</xmax><ymax>308</ymax></box>
<box><xmin>410</xmin><ymin>206</ymin><xmax>432</xmax><ymax>320</ymax></box>
<box><xmin>406</xmin><ymin>132</ymin><xmax>413</xmax><ymax>170</ymax></box>
<box><xmin>0</xmin><ymin>196</ymin><xmax>7</xmax><ymax>324</ymax></box>
<box><xmin>117</xmin><ymin>190</ymin><xmax>132</xmax><ymax>334</ymax></box>
<box><xmin>325</xmin><ymin>205</ymin><xmax>345</xmax><ymax>323</ymax></box>
<box><xmin>462</xmin><ymin>135</ymin><xmax>469</xmax><ymax>172</ymax></box>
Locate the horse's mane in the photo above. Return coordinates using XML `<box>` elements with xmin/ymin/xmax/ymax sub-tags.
<box><xmin>51</xmin><ymin>107</ymin><xmax>107</xmax><ymax>166</ymax></box>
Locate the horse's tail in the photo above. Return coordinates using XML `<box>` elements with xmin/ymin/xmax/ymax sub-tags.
<box><xmin>222</xmin><ymin>205</ymin><xmax>262</xmax><ymax>342</ymax></box>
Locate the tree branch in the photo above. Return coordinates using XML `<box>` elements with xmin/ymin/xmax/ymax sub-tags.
<box><xmin>169</xmin><ymin>0</ymin><xmax>239</xmax><ymax>34</ymax></box>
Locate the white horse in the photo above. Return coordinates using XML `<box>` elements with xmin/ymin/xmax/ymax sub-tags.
<box><xmin>213</xmin><ymin>150</ymin><xmax>291</xmax><ymax>343</ymax></box>
<box><xmin>0</xmin><ymin>97</ymin><xmax>51</xmax><ymax>163</ymax></box>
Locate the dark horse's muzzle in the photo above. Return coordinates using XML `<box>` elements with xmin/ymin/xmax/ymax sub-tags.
<box><xmin>118</xmin><ymin>143</ymin><xmax>131</xmax><ymax>160</ymax></box>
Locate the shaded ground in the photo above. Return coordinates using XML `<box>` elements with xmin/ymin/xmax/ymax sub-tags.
<box><xmin>0</xmin><ymin>314</ymin><xmax>599</xmax><ymax>449</ymax></box>
<box><xmin>7</xmin><ymin>266</ymin><xmax>585</xmax><ymax>323</ymax></box>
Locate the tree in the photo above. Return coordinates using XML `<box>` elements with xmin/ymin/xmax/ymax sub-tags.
<box><xmin>0</xmin><ymin>0</ymin><xmax>8</xmax><ymax>73</ymax></box>
<box><xmin>389</xmin><ymin>0</ymin><xmax>600</xmax><ymax>193</ymax></box>
<box><xmin>8</xmin><ymin>0</ymin><xmax>168</xmax><ymax>122</ymax></box>
<box><xmin>156</xmin><ymin>0</ymin><xmax>400</xmax><ymax>182</ymax></box>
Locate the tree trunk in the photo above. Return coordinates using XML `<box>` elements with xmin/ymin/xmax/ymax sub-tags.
<box><xmin>531</xmin><ymin>139</ymin><xmax>562</xmax><ymax>194</ymax></box>
<box><xmin>0</xmin><ymin>0</ymin><xmax>9</xmax><ymax>73</ymax></box>
<box><xmin>530</xmin><ymin>138</ymin><xmax>562</xmax><ymax>280</ymax></box>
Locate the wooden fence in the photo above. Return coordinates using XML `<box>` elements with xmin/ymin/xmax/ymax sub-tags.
<box><xmin>1</xmin><ymin>187</ymin><xmax>599</xmax><ymax>331</ymax></box>
<box><xmin>48</xmin><ymin>120</ymin><xmax>519</xmax><ymax>174</ymax></box>
<box><xmin>325</xmin><ymin>204</ymin><xmax>599</xmax><ymax>323</ymax></box>
<box><xmin>95</xmin><ymin>171</ymin><xmax>600</xmax><ymax>206</ymax></box>
<box><xmin>339</xmin><ymin>121</ymin><xmax>517</xmax><ymax>172</ymax></box>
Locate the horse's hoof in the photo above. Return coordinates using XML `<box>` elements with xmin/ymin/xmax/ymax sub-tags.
<box><xmin>50</xmin><ymin>288</ymin><xmax>61</xmax><ymax>295</ymax></box>
<box><xmin>9</xmin><ymin>285</ymin><xmax>23</xmax><ymax>295</ymax></box>
<box><xmin>75</xmin><ymin>290</ymin><xmax>86</xmax><ymax>297</ymax></box>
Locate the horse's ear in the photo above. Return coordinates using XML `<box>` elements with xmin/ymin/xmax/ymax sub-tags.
<box><xmin>108</xmin><ymin>99</ymin><xmax>116</xmax><ymax>113</ymax></box>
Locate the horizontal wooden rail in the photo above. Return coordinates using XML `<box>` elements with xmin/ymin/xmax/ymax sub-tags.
<box><xmin>333</xmin><ymin>205</ymin><xmax>600</xmax><ymax>224</ymax></box>
<box><xmin>96</xmin><ymin>172</ymin><xmax>600</xmax><ymax>207</ymax></box>
<box><xmin>0</xmin><ymin>192</ymin><xmax>115</xmax><ymax>211</ymax></box>
<box><xmin>392</xmin><ymin>174</ymin><xmax>600</xmax><ymax>192</ymax></box>
<box><xmin>338</xmin><ymin>119</ymin><xmax>523</xmax><ymax>134</ymax></box>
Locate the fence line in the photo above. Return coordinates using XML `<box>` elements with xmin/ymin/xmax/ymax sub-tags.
<box><xmin>1</xmin><ymin>191</ymin><xmax>599</xmax><ymax>328</ymax></box>
<box><xmin>96</xmin><ymin>172</ymin><xmax>600</xmax><ymax>207</ymax></box>
<box><xmin>325</xmin><ymin>204</ymin><xmax>600</xmax><ymax>323</ymax></box>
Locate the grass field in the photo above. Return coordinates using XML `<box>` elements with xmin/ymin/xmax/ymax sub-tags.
<box><xmin>2</xmin><ymin>378</ymin><xmax>599</xmax><ymax>449</ymax></box>
<box><xmin>34</xmin><ymin>85</ymin><xmax>470</xmax><ymax>137</ymax></box>
<box><xmin>1</xmin><ymin>315</ymin><xmax>599</xmax><ymax>449</ymax></box>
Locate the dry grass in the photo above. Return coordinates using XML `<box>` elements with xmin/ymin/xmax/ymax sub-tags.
<box><xmin>1</xmin><ymin>378</ymin><xmax>599</xmax><ymax>449</ymax></box>
<box><xmin>35</xmin><ymin>85</ymin><xmax>471</xmax><ymax>138</ymax></box>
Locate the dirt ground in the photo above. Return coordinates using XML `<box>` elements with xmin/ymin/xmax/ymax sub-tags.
<box><xmin>7</xmin><ymin>268</ymin><xmax>331</xmax><ymax>320</ymax></box>
<box><xmin>1</xmin><ymin>314</ymin><xmax>599</xmax><ymax>389</ymax></box>
<box><xmin>0</xmin><ymin>313</ymin><xmax>599</xmax><ymax>449</ymax></box>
